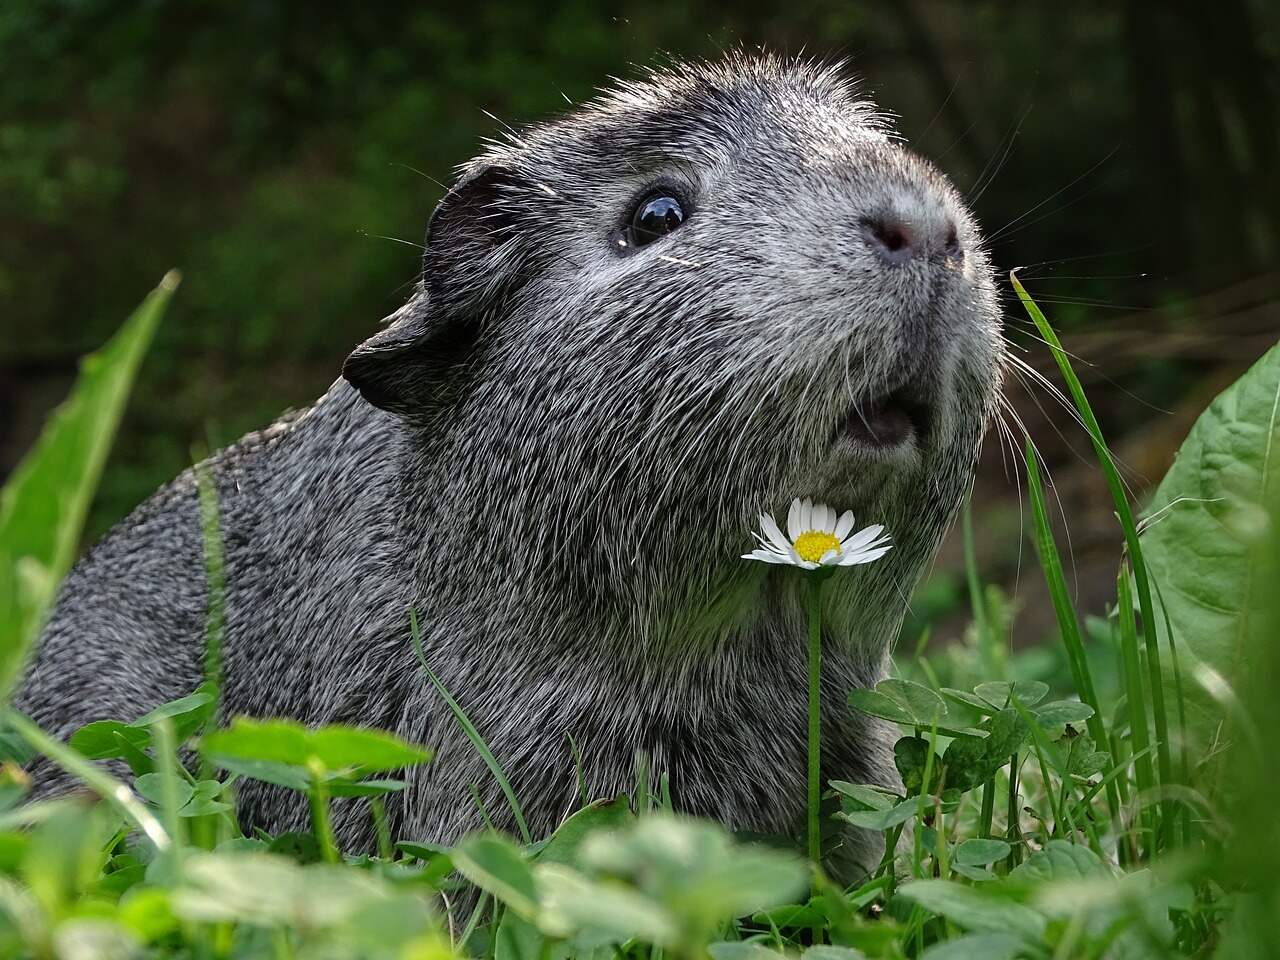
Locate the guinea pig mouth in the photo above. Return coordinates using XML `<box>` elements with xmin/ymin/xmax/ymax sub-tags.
<box><xmin>838</xmin><ymin>388</ymin><xmax>933</xmax><ymax>448</ymax></box>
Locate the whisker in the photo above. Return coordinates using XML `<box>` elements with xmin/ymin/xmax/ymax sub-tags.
<box><xmin>358</xmin><ymin>231</ymin><xmax>426</xmax><ymax>250</ymax></box>
<box><xmin>986</xmin><ymin>147</ymin><xmax>1118</xmax><ymax>243</ymax></box>
<box><xmin>968</xmin><ymin>103</ymin><xmax>1033</xmax><ymax>205</ymax></box>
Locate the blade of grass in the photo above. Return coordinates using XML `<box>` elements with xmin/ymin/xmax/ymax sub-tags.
<box><xmin>1024</xmin><ymin>439</ymin><xmax>1120</xmax><ymax>822</ymax></box>
<box><xmin>1117</xmin><ymin>565</ymin><xmax>1156</xmax><ymax>859</ymax></box>
<box><xmin>1013</xmin><ymin>272</ymin><xmax>1175</xmax><ymax>850</ymax></box>
<box><xmin>194</xmin><ymin>460</ymin><xmax>225</xmax><ymax>730</ymax></box>
<box><xmin>1006</xmin><ymin>752</ymin><xmax>1024</xmax><ymax>870</ymax></box>
<box><xmin>1153</xmin><ymin>577</ymin><xmax>1193</xmax><ymax>845</ymax></box>
<box><xmin>409</xmin><ymin>608</ymin><xmax>531</xmax><ymax>844</ymax></box>
<box><xmin>0</xmin><ymin>273</ymin><xmax>178</xmax><ymax>702</ymax></box>
<box><xmin>979</xmin><ymin>776</ymin><xmax>996</xmax><ymax>840</ymax></box>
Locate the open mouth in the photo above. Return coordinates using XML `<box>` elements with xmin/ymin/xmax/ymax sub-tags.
<box><xmin>838</xmin><ymin>388</ymin><xmax>933</xmax><ymax>448</ymax></box>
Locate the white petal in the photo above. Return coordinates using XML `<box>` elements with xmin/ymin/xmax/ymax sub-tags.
<box><xmin>839</xmin><ymin>544</ymin><xmax>893</xmax><ymax>565</ymax></box>
<box><xmin>822</xmin><ymin>504</ymin><xmax>839</xmax><ymax>533</ymax></box>
<box><xmin>787</xmin><ymin>499</ymin><xmax>803</xmax><ymax>540</ymax></box>
<box><xmin>819</xmin><ymin>547</ymin><xmax>839</xmax><ymax>565</ymax></box>
<box><xmin>834</xmin><ymin>510</ymin><xmax>856</xmax><ymax>540</ymax></box>
<box><xmin>746</xmin><ymin>549</ymin><xmax>792</xmax><ymax>564</ymax></box>
<box><xmin>839</xmin><ymin>523</ymin><xmax>886</xmax><ymax>552</ymax></box>
<box><xmin>800</xmin><ymin>498</ymin><xmax>813</xmax><ymax>532</ymax></box>
<box><xmin>759</xmin><ymin>513</ymin><xmax>792</xmax><ymax>554</ymax></box>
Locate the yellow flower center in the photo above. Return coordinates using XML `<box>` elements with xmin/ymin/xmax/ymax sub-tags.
<box><xmin>793</xmin><ymin>530</ymin><xmax>841</xmax><ymax>563</ymax></box>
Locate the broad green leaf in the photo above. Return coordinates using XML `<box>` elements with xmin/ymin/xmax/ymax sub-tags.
<box><xmin>134</xmin><ymin>774</ymin><xmax>194</xmax><ymax>810</ymax></box>
<box><xmin>22</xmin><ymin>804</ymin><xmax>117</xmax><ymax>914</ymax></box>
<box><xmin>179</xmin><ymin>795</ymin><xmax>233</xmax><ymax>818</ymax></box>
<box><xmin>829</xmin><ymin>781</ymin><xmax>898</xmax><ymax>811</ymax></box>
<box><xmin>207</xmin><ymin>756</ymin><xmax>311</xmax><ymax>792</ymax></box>
<box><xmin>974</xmin><ymin>681</ymin><xmax>1048</xmax><ymax>709</ymax></box>
<box><xmin>135</xmin><ymin>692</ymin><xmax>215</xmax><ymax>743</ymax></box>
<box><xmin>537</xmin><ymin>862</ymin><xmax>678</xmax><ymax>945</ymax></box>
<box><xmin>894</xmin><ymin>736</ymin><xmax>933</xmax><ymax>796</ymax></box>
<box><xmin>70</xmin><ymin>721</ymin><xmax>150</xmax><ymax>760</ymax></box>
<box><xmin>848</xmin><ymin>678</ymin><xmax>948</xmax><ymax>726</ymax></box>
<box><xmin>1063</xmin><ymin>735</ymin><xmax>1110</xmax><ymax>779</ymax></box>
<box><xmin>0</xmin><ymin>273</ymin><xmax>177</xmax><ymax>702</ymax></box>
<box><xmin>920</xmin><ymin>932</ymin><xmax>1029</xmax><ymax>960</ymax></box>
<box><xmin>707</xmin><ymin>944</ymin><xmax>786</xmax><ymax>960</ymax></box>
<box><xmin>1008</xmin><ymin>839</ymin><xmax>1111</xmax><ymax>885</ymax></box>
<box><xmin>115</xmin><ymin>731</ymin><xmax>156</xmax><ymax>777</ymax></box>
<box><xmin>943</xmin><ymin>710</ymin><xmax>1029</xmax><ymax>791</ymax></box>
<box><xmin>802</xmin><ymin>947</ymin><xmax>869</xmax><ymax>960</ymax></box>
<box><xmin>116</xmin><ymin>887</ymin><xmax>180</xmax><ymax>943</ymax></box>
<box><xmin>266</xmin><ymin>832</ymin><xmax>321</xmax><ymax>864</ymax></box>
<box><xmin>200</xmin><ymin>717</ymin><xmax>431</xmax><ymax>775</ymax></box>
<box><xmin>896</xmin><ymin>879</ymin><xmax>1046</xmax><ymax>939</ymax></box>
<box><xmin>950</xmin><ymin>865</ymin><xmax>996</xmax><ymax>883</ymax></box>
<box><xmin>200</xmin><ymin>718</ymin><xmax>311</xmax><ymax>767</ymax></box>
<box><xmin>579</xmin><ymin>816</ymin><xmax>806</xmax><ymax>921</ymax></box>
<box><xmin>493</xmin><ymin>799</ymin><xmax>633</xmax><ymax>960</ymax></box>
<box><xmin>940</xmin><ymin>688</ymin><xmax>995</xmax><ymax>714</ymax></box>
<box><xmin>752</xmin><ymin>900</ymin><xmax>827</xmax><ymax>928</ymax></box>
<box><xmin>306</xmin><ymin>726</ymin><xmax>433</xmax><ymax>772</ymax></box>
<box><xmin>838</xmin><ymin>797</ymin><xmax>921</xmax><ymax>831</ymax></box>
<box><xmin>1140</xmin><ymin>340</ymin><xmax>1280</xmax><ymax>762</ymax></box>
<box><xmin>534</xmin><ymin>796</ymin><xmax>633</xmax><ymax>866</ymax></box>
<box><xmin>327</xmin><ymin>778</ymin><xmax>408</xmax><ymax>796</ymax></box>
<box><xmin>953</xmin><ymin>838</ymin><xmax>1012</xmax><ymax>867</ymax></box>
<box><xmin>452</xmin><ymin>834</ymin><xmax>539</xmax><ymax>918</ymax></box>
<box><xmin>1031</xmin><ymin>700</ymin><xmax>1095</xmax><ymax>726</ymax></box>
<box><xmin>0</xmin><ymin>715</ymin><xmax>35</xmax><ymax>766</ymax></box>
<box><xmin>172</xmin><ymin>853</ymin><xmax>391</xmax><ymax>928</ymax></box>
<box><xmin>52</xmin><ymin>920</ymin><xmax>140</xmax><ymax>960</ymax></box>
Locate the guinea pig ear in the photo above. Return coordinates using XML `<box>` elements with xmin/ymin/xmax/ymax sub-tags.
<box><xmin>343</xmin><ymin>164</ymin><xmax>526</xmax><ymax>416</ymax></box>
<box><xmin>341</xmin><ymin>295</ymin><xmax>449</xmax><ymax>416</ymax></box>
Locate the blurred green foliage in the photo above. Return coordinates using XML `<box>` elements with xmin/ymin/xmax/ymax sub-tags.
<box><xmin>1</xmin><ymin>1</ymin><xmax>1277</xmax><ymax>539</ymax></box>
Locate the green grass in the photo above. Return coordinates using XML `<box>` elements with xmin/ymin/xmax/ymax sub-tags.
<box><xmin>0</xmin><ymin>278</ymin><xmax>1276</xmax><ymax>958</ymax></box>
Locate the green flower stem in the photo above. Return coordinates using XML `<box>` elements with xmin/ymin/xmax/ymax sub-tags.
<box><xmin>308</xmin><ymin>760</ymin><xmax>339</xmax><ymax>864</ymax></box>
<box><xmin>806</xmin><ymin>574</ymin><xmax>824</xmax><ymax>869</ymax></box>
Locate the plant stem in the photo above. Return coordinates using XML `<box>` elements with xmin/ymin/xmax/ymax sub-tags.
<box><xmin>1116</xmin><ymin>565</ymin><xmax>1156</xmax><ymax>859</ymax></box>
<box><xmin>806</xmin><ymin>575</ymin><xmax>824</xmax><ymax>870</ymax></box>
<box><xmin>371</xmin><ymin>797</ymin><xmax>393</xmax><ymax>861</ymax></box>
<box><xmin>308</xmin><ymin>762</ymin><xmax>339</xmax><ymax>864</ymax></box>
<box><xmin>979</xmin><ymin>776</ymin><xmax>996</xmax><ymax>839</ymax></box>
<box><xmin>151</xmin><ymin>717</ymin><xmax>186</xmax><ymax>879</ymax></box>
<box><xmin>1006</xmin><ymin>753</ymin><xmax>1022</xmax><ymax>870</ymax></box>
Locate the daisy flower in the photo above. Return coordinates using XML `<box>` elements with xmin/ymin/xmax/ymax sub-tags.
<box><xmin>742</xmin><ymin>497</ymin><xmax>891</xmax><ymax>570</ymax></box>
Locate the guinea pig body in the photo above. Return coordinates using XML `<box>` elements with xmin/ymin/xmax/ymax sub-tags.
<box><xmin>17</xmin><ymin>54</ymin><xmax>1002</xmax><ymax>879</ymax></box>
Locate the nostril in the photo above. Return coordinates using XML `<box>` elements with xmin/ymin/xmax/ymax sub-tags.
<box><xmin>862</xmin><ymin>215</ymin><xmax>917</xmax><ymax>265</ymax></box>
<box><xmin>877</xmin><ymin>223</ymin><xmax>908</xmax><ymax>252</ymax></box>
<box><xmin>862</xmin><ymin>212</ymin><xmax>962</xmax><ymax>266</ymax></box>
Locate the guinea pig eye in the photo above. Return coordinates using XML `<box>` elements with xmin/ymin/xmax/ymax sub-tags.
<box><xmin>629</xmin><ymin>193</ymin><xmax>686</xmax><ymax>247</ymax></box>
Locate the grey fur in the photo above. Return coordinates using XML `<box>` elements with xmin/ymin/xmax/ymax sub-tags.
<box><xmin>16</xmin><ymin>53</ymin><xmax>1002</xmax><ymax>878</ymax></box>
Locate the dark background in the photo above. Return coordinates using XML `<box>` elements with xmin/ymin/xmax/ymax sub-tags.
<box><xmin>2</xmin><ymin>1</ymin><xmax>1277</xmax><ymax>644</ymax></box>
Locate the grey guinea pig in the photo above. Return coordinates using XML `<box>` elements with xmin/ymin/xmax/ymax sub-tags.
<box><xmin>17</xmin><ymin>52</ymin><xmax>1003</xmax><ymax>880</ymax></box>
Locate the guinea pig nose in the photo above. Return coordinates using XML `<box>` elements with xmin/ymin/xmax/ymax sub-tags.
<box><xmin>861</xmin><ymin>213</ymin><xmax>962</xmax><ymax>266</ymax></box>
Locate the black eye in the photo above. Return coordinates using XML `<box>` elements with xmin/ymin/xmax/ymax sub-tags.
<box><xmin>629</xmin><ymin>193</ymin><xmax>686</xmax><ymax>247</ymax></box>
